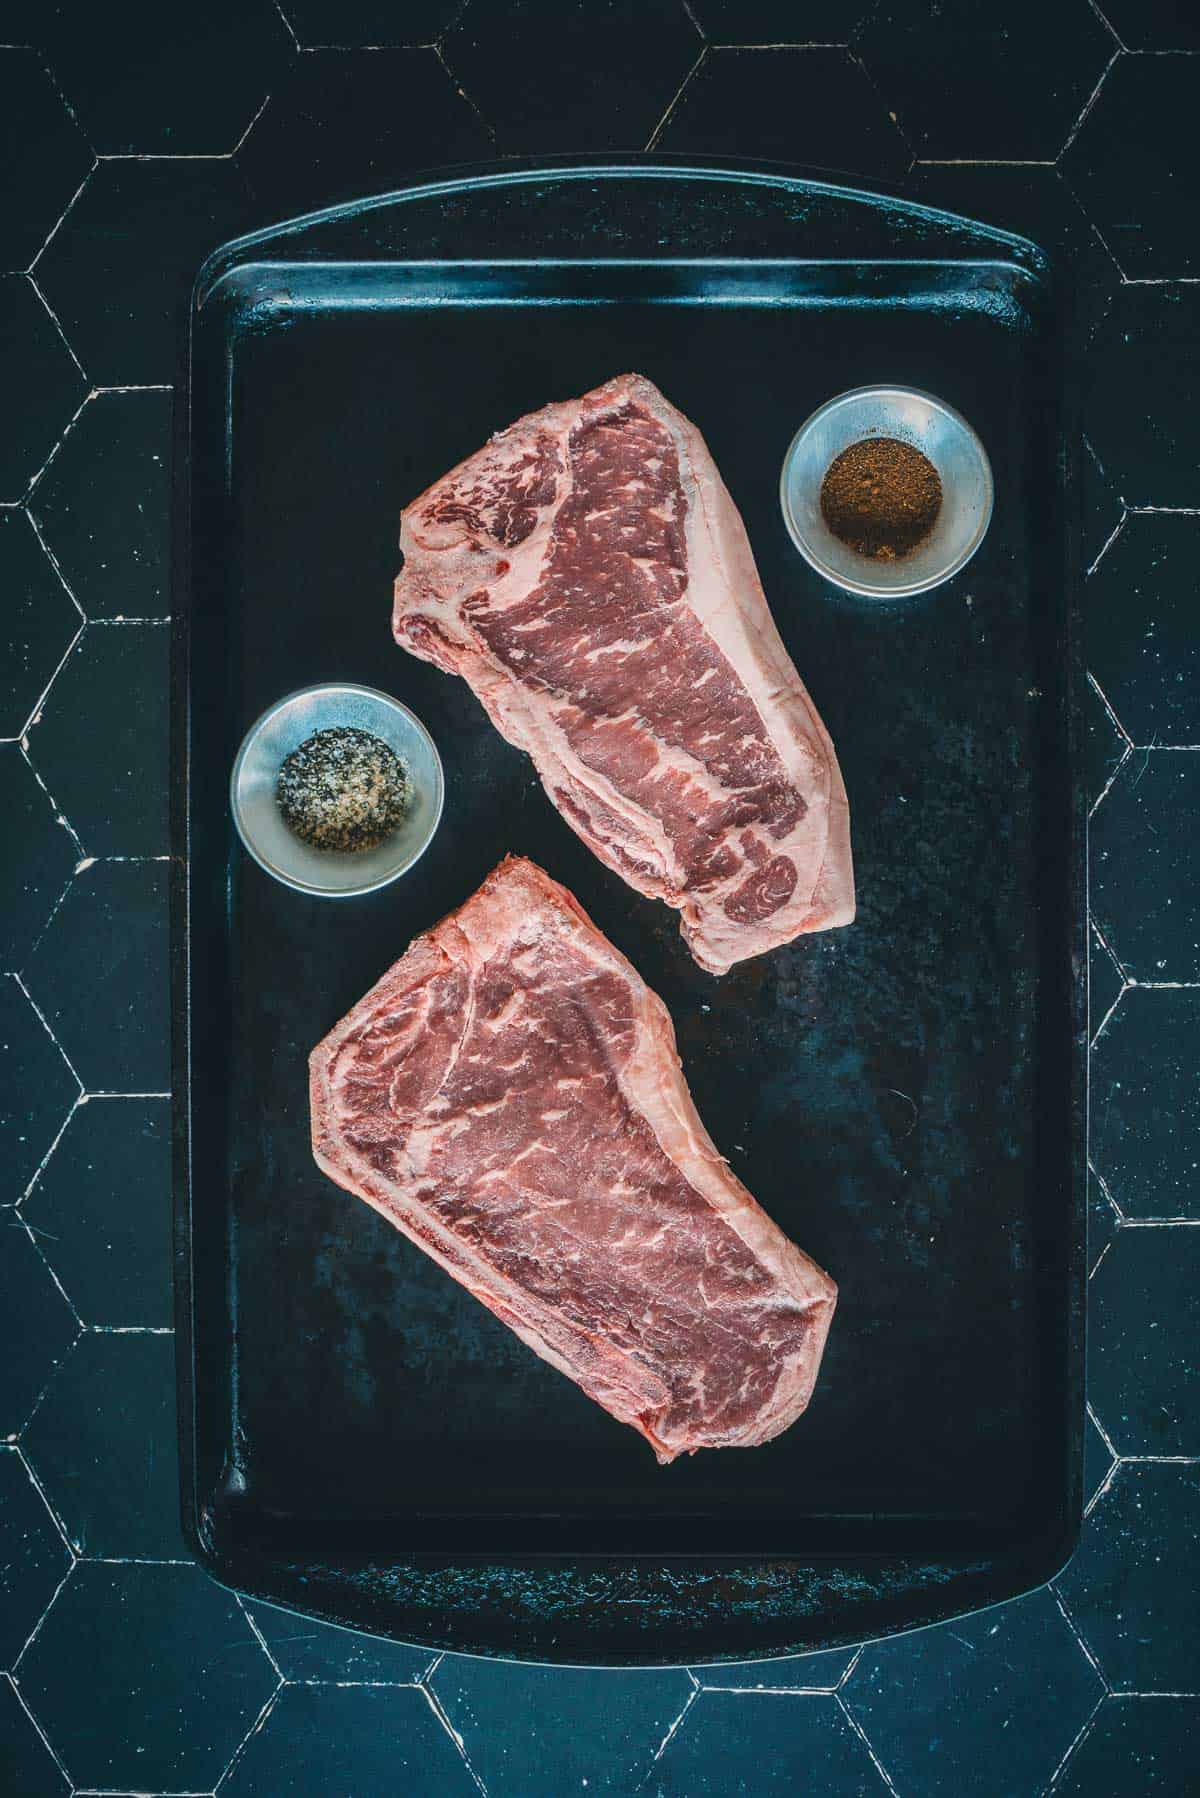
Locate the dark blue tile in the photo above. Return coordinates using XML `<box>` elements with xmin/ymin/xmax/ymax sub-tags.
<box><xmin>1098</xmin><ymin>2</ymin><xmax>1200</xmax><ymax>47</ymax></box>
<box><xmin>1057</xmin><ymin>1462</ymin><xmax>1200</xmax><ymax>1693</ymax></box>
<box><xmin>33</xmin><ymin>0</ymin><xmax>289</xmax><ymax>154</ymax></box>
<box><xmin>25</xmin><ymin>859</ymin><xmax>169</xmax><ymax>1094</ymax></box>
<box><xmin>243</xmin><ymin>1599</ymin><xmax>434</xmax><ymax>1683</ymax></box>
<box><xmin>657</xmin><ymin>46</ymin><xmax>908</xmax><ymax>177</ymax></box>
<box><xmin>0</xmin><ymin>1677</ymin><xmax>68</xmax><ymax>1797</ymax></box>
<box><xmin>0</xmin><ymin>1448</ymin><xmax>70</xmax><ymax>1668</ymax></box>
<box><xmin>17</xmin><ymin>1562</ymin><xmax>278</xmax><ymax>1791</ymax></box>
<box><xmin>1090</xmin><ymin>755</ymin><xmax>1200</xmax><ymax>986</ymax></box>
<box><xmin>651</xmin><ymin>1691</ymin><xmax>885</xmax><ymax>1796</ymax></box>
<box><xmin>1089</xmin><ymin>920</ymin><xmax>1124</xmax><ymax>1043</ymax></box>
<box><xmin>442</xmin><ymin>0</ymin><xmax>700</xmax><ymax>153</ymax></box>
<box><xmin>1057</xmin><ymin>1695</ymin><xmax>1200</xmax><ymax>1795</ymax></box>
<box><xmin>432</xmin><ymin>1660</ymin><xmax>694</xmax><ymax>1798</ymax></box>
<box><xmin>0</xmin><ymin>1220</ymin><xmax>77</xmax><ymax>1437</ymax></box>
<box><xmin>1086</xmin><ymin>515</ymin><xmax>1200</xmax><ymax>748</ymax></box>
<box><xmin>843</xmin><ymin>1588</ymin><xmax>1102</xmax><ymax>1797</ymax></box>
<box><xmin>1085</xmin><ymin>677</ymin><xmax>1130</xmax><ymax>815</ymax></box>
<box><xmin>692</xmin><ymin>1646</ymin><xmax>857</xmax><ymax>1691</ymax></box>
<box><xmin>0</xmin><ymin>49</ymin><xmax>91</xmax><ymax>276</ymax></box>
<box><xmin>1089</xmin><ymin>1223</ymin><xmax>1199</xmax><ymax>1456</ymax></box>
<box><xmin>688</xmin><ymin>0</ymin><xmax>872</xmax><ymax>38</ymax></box>
<box><xmin>22</xmin><ymin>1331</ymin><xmax>182</xmax><ymax>1559</ymax></box>
<box><xmin>34</xmin><ymin>160</ymin><xmax>252</xmax><ymax>387</ymax></box>
<box><xmin>30</xmin><ymin>389</ymin><xmax>172</xmax><ymax>621</ymax></box>
<box><xmin>1090</xmin><ymin>987</ymin><xmax>1200</xmax><ymax>1220</ymax></box>
<box><xmin>0</xmin><ymin>976</ymin><xmax>77</xmax><ymax>1206</ymax></box>
<box><xmin>222</xmin><ymin>1684</ymin><xmax>474</xmax><ymax>1796</ymax></box>
<box><xmin>0</xmin><ymin>748</ymin><xmax>75</xmax><ymax>973</ymax></box>
<box><xmin>0</xmin><ymin>507</ymin><xmax>81</xmax><ymax>740</ymax></box>
<box><xmin>0</xmin><ymin>277</ymin><xmax>85</xmax><ymax>502</ymax></box>
<box><xmin>1086</xmin><ymin>286</ymin><xmax>1200</xmax><ymax>511</ymax></box>
<box><xmin>1064</xmin><ymin>56</ymin><xmax>1200</xmax><ymax>280</ymax></box>
<box><xmin>237</xmin><ymin>47</ymin><xmax>493</xmax><ymax>225</ymax></box>
<box><xmin>856</xmin><ymin>0</ymin><xmax>1113</xmax><ymax>160</ymax></box>
<box><xmin>22</xmin><ymin>1097</ymin><xmax>171</xmax><ymax>1328</ymax></box>
<box><xmin>278</xmin><ymin>0</ymin><xmax>467</xmax><ymax>47</ymax></box>
<box><xmin>27</xmin><ymin>623</ymin><xmax>168</xmax><ymax>857</ymax></box>
<box><xmin>1084</xmin><ymin>1408</ymin><xmax>1116</xmax><ymax>1511</ymax></box>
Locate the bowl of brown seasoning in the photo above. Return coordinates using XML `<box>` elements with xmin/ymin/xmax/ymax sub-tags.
<box><xmin>780</xmin><ymin>385</ymin><xmax>993</xmax><ymax>599</ymax></box>
<box><xmin>230</xmin><ymin>683</ymin><xmax>443</xmax><ymax>897</ymax></box>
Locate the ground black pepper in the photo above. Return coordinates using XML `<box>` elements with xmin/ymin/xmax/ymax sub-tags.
<box><xmin>276</xmin><ymin>726</ymin><xmax>410</xmax><ymax>852</ymax></box>
<box><xmin>819</xmin><ymin>436</ymin><xmax>943</xmax><ymax>561</ymax></box>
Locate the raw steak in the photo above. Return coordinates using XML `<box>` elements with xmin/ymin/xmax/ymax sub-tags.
<box><xmin>309</xmin><ymin>856</ymin><xmax>836</xmax><ymax>1463</ymax></box>
<box><xmin>392</xmin><ymin>373</ymin><xmax>854</xmax><ymax>976</ymax></box>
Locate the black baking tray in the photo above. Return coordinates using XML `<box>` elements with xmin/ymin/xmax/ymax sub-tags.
<box><xmin>173</xmin><ymin>159</ymin><xmax>1085</xmax><ymax>1665</ymax></box>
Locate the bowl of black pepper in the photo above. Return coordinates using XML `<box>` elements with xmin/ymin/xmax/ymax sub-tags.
<box><xmin>780</xmin><ymin>385</ymin><xmax>993</xmax><ymax>599</ymax></box>
<box><xmin>230</xmin><ymin>683</ymin><xmax>444</xmax><ymax>897</ymax></box>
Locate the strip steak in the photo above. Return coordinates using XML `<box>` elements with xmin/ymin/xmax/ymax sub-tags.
<box><xmin>309</xmin><ymin>856</ymin><xmax>836</xmax><ymax>1462</ymax></box>
<box><xmin>392</xmin><ymin>373</ymin><xmax>854</xmax><ymax>975</ymax></box>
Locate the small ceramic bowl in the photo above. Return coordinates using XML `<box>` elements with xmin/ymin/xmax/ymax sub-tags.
<box><xmin>230</xmin><ymin>682</ymin><xmax>444</xmax><ymax>897</ymax></box>
<box><xmin>780</xmin><ymin>384</ymin><xmax>994</xmax><ymax>599</ymax></box>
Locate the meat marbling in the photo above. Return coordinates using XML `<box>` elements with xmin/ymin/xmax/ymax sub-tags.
<box><xmin>392</xmin><ymin>373</ymin><xmax>854</xmax><ymax>976</ymax></box>
<box><xmin>309</xmin><ymin>856</ymin><xmax>836</xmax><ymax>1462</ymax></box>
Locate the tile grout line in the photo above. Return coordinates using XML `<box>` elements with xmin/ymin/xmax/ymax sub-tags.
<box><xmin>212</xmin><ymin>1675</ymin><xmax>285</xmax><ymax>1793</ymax></box>
<box><xmin>1045</xmin><ymin>1686</ymin><xmax>1106</xmax><ymax>1793</ymax></box>
<box><xmin>836</xmin><ymin>1689</ymin><xmax>901</xmax><ymax>1797</ymax></box>
<box><xmin>1085</xmin><ymin>0</ymin><xmax>1126</xmax><ymax>53</ymax></box>
<box><xmin>26</xmin><ymin>270</ymin><xmax>87</xmax><ymax>382</ymax></box>
<box><xmin>645</xmin><ymin>43</ymin><xmax>708</xmax><ymax>150</ymax></box>
<box><xmin>1085</xmin><ymin>508</ymin><xmax>1125</xmax><ymax>578</ymax></box>
<box><xmin>430</xmin><ymin>39</ymin><xmax>499</xmax><ymax>145</ymax></box>
<box><xmin>19</xmin><ymin>736</ymin><xmax>87</xmax><ymax>859</ymax></box>
<box><xmin>234</xmin><ymin>1592</ymin><xmax>285</xmax><ymax>1682</ymax></box>
<box><xmin>1051</xmin><ymin>1586</ymin><xmax>1111</xmax><ymax>1693</ymax></box>
<box><xmin>3</xmin><ymin>1669</ymin><xmax>76</xmax><ymax>1790</ymax></box>
<box><xmin>641</xmin><ymin>1682</ymin><xmax>700</xmax><ymax>1780</ymax></box>
<box><xmin>10</xmin><ymin>973</ymin><xmax>84</xmax><ymax>1098</ymax></box>
<box><xmin>1058</xmin><ymin>46</ymin><xmax>1121</xmax><ymax>160</ymax></box>
<box><xmin>27</xmin><ymin>160</ymin><xmax>97</xmax><ymax>273</ymax></box>
<box><xmin>419</xmin><ymin>1678</ymin><xmax>491</xmax><ymax>1797</ymax></box>
<box><xmin>11</xmin><ymin>1557</ymin><xmax>77</xmax><ymax>1672</ymax></box>
<box><xmin>20</xmin><ymin>389</ymin><xmax>93</xmax><ymax>509</ymax></box>
<box><xmin>12</xmin><ymin>1440</ymin><xmax>78</xmax><ymax>1559</ymax></box>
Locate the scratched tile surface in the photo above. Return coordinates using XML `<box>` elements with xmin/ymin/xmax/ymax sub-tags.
<box><xmin>1</xmin><ymin>3</ymin><xmax>1196</xmax><ymax>1791</ymax></box>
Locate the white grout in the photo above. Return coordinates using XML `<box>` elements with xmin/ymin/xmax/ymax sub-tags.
<box><xmin>419</xmin><ymin>1678</ymin><xmax>491</xmax><ymax>1797</ymax></box>
<box><xmin>12</xmin><ymin>1441</ymin><xmax>77</xmax><ymax>1558</ymax></box>
<box><xmin>836</xmin><ymin>1690</ymin><xmax>902</xmax><ymax>1797</ymax></box>
<box><xmin>27</xmin><ymin>159</ymin><xmax>97</xmax><ymax>272</ymax></box>
<box><xmin>1051</xmin><ymin>1587</ymin><xmax>1110</xmax><ymax>1692</ymax></box>
<box><xmin>1059</xmin><ymin>48</ymin><xmax>1121</xmax><ymax>159</ymax></box>
<box><xmin>10</xmin><ymin>973</ymin><xmax>84</xmax><ymax>1096</ymax></box>
<box><xmin>431</xmin><ymin>39</ymin><xmax>498</xmax><ymax>144</ymax></box>
<box><xmin>1046</xmin><ymin>1688</ymin><xmax>1106</xmax><ymax>1791</ymax></box>
<box><xmin>26</xmin><ymin>270</ymin><xmax>87</xmax><ymax>381</ymax></box>
<box><xmin>645</xmin><ymin>44</ymin><xmax>708</xmax><ymax>150</ymax></box>
<box><xmin>4</xmin><ymin>1669</ymin><xmax>76</xmax><ymax>1789</ymax></box>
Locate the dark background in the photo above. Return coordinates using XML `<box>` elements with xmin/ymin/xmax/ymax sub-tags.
<box><xmin>1</xmin><ymin>1</ymin><xmax>1197</xmax><ymax>1794</ymax></box>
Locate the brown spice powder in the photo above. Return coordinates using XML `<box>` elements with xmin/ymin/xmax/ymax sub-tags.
<box><xmin>820</xmin><ymin>437</ymin><xmax>942</xmax><ymax>562</ymax></box>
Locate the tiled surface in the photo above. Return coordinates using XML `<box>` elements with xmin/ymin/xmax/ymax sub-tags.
<box><xmin>1</xmin><ymin>7</ymin><xmax>1197</xmax><ymax>1794</ymax></box>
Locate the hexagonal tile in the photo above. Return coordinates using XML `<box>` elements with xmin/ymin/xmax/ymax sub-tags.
<box><xmin>278</xmin><ymin>0</ymin><xmax>466</xmax><ymax>47</ymax></box>
<box><xmin>1085</xmin><ymin>678</ymin><xmax>1129</xmax><ymax>817</ymax></box>
<box><xmin>1086</xmin><ymin>286</ymin><xmax>1200</xmax><ymax>512</ymax></box>
<box><xmin>0</xmin><ymin>748</ymin><xmax>75</xmax><ymax>972</ymax></box>
<box><xmin>1064</xmin><ymin>56</ymin><xmax>1200</xmax><ymax>280</ymax></box>
<box><xmin>1090</xmin><ymin>757</ymin><xmax>1200</xmax><ymax>987</ymax></box>
<box><xmin>1056</xmin><ymin>1695</ymin><xmax>1200</xmax><ymax>1795</ymax></box>
<box><xmin>34</xmin><ymin>159</ymin><xmax>252</xmax><ymax>387</ymax></box>
<box><xmin>650</xmin><ymin>1691</ymin><xmax>886</xmax><ymax>1796</ymax></box>
<box><xmin>656</xmin><ymin>47</ymin><xmax>908</xmax><ymax>177</ymax></box>
<box><xmin>691</xmin><ymin>1646</ymin><xmax>858</xmax><ymax>1691</ymax></box>
<box><xmin>243</xmin><ymin>1599</ymin><xmax>433</xmax><ymax>1683</ymax></box>
<box><xmin>688</xmin><ymin>0</ymin><xmax>872</xmax><ymax>39</ymax></box>
<box><xmin>0</xmin><ymin>277</ymin><xmax>86</xmax><ymax>502</ymax></box>
<box><xmin>442</xmin><ymin>0</ymin><xmax>700</xmax><ymax>153</ymax></box>
<box><xmin>22</xmin><ymin>1096</ymin><xmax>171</xmax><ymax>1327</ymax></box>
<box><xmin>0</xmin><ymin>49</ymin><xmax>92</xmax><ymax>275</ymax></box>
<box><xmin>222</xmin><ymin>1683</ymin><xmax>473</xmax><ymax>1796</ymax></box>
<box><xmin>22</xmin><ymin>1330</ymin><xmax>182</xmax><ymax>1558</ymax></box>
<box><xmin>1057</xmin><ymin>1462</ymin><xmax>1200</xmax><ymax>1693</ymax></box>
<box><xmin>1089</xmin><ymin>1224</ymin><xmax>1199</xmax><ymax>1456</ymax></box>
<box><xmin>25</xmin><ymin>859</ymin><xmax>169</xmax><ymax>1095</ymax></box>
<box><xmin>238</xmin><ymin>47</ymin><xmax>493</xmax><ymax>225</ymax></box>
<box><xmin>0</xmin><ymin>975</ymin><xmax>77</xmax><ymax>1206</ymax></box>
<box><xmin>1085</xmin><ymin>1408</ymin><xmax>1116</xmax><ymax>1512</ymax></box>
<box><xmin>34</xmin><ymin>0</ymin><xmax>289</xmax><ymax>155</ymax></box>
<box><xmin>0</xmin><ymin>1221</ymin><xmax>78</xmax><ymax>1437</ymax></box>
<box><xmin>0</xmin><ymin>1448</ymin><xmax>70</xmax><ymax>1667</ymax></box>
<box><xmin>29</xmin><ymin>389</ymin><xmax>171</xmax><ymax>621</ymax></box>
<box><xmin>1086</xmin><ymin>515</ymin><xmax>1200</xmax><ymax>749</ymax></box>
<box><xmin>27</xmin><ymin>623</ymin><xmax>168</xmax><ymax>857</ymax></box>
<box><xmin>856</xmin><ymin>0</ymin><xmax>1113</xmax><ymax>161</ymax></box>
<box><xmin>432</xmin><ymin>1659</ymin><xmax>695</xmax><ymax>1797</ymax></box>
<box><xmin>16</xmin><ymin>1561</ymin><xmax>279</xmax><ymax>1792</ymax></box>
<box><xmin>1090</xmin><ymin>988</ymin><xmax>1200</xmax><ymax>1221</ymax></box>
<box><xmin>0</xmin><ymin>1676</ymin><xmax>68</xmax><ymax>1797</ymax></box>
<box><xmin>843</xmin><ymin>1587</ymin><xmax>1103</xmax><ymax>1795</ymax></box>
